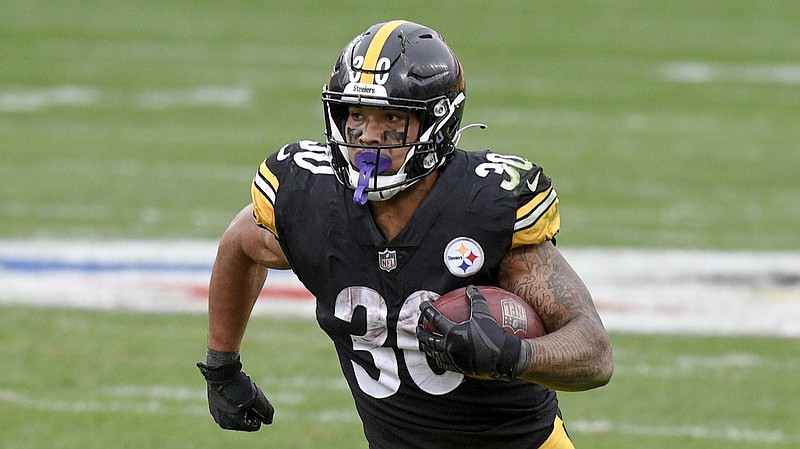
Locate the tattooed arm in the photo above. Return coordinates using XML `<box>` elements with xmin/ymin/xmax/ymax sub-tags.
<box><xmin>498</xmin><ymin>241</ymin><xmax>613</xmax><ymax>391</ymax></box>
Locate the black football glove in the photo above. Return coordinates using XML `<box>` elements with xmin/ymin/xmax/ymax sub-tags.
<box><xmin>196</xmin><ymin>358</ymin><xmax>274</xmax><ymax>431</ymax></box>
<box><xmin>417</xmin><ymin>285</ymin><xmax>527</xmax><ymax>380</ymax></box>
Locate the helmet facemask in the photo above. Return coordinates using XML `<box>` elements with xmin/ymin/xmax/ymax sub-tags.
<box><xmin>324</xmin><ymin>91</ymin><xmax>463</xmax><ymax>204</ymax></box>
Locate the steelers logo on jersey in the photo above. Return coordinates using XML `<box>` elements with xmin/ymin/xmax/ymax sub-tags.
<box><xmin>443</xmin><ymin>237</ymin><xmax>484</xmax><ymax>277</ymax></box>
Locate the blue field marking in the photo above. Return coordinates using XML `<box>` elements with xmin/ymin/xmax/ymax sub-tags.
<box><xmin>0</xmin><ymin>257</ymin><xmax>211</xmax><ymax>274</ymax></box>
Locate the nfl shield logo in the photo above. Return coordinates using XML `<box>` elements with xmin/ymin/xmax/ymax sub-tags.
<box><xmin>501</xmin><ymin>299</ymin><xmax>528</xmax><ymax>334</ymax></box>
<box><xmin>378</xmin><ymin>249</ymin><xmax>398</xmax><ymax>272</ymax></box>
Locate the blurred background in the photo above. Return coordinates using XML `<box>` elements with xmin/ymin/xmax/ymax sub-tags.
<box><xmin>1</xmin><ymin>1</ymin><xmax>798</xmax><ymax>448</ymax></box>
<box><xmin>2</xmin><ymin>0</ymin><xmax>798</xmax><ymax>248</ymax></box>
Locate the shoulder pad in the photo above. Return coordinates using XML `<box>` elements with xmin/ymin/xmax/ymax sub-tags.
<box><xmin>468</xmin><ymin>150</ymin><xmax>560</xmax><ymax>247</ymax></box>
<box><xmin>250</xmin><ymin>141</ymin><xmax>332</xmax><ymax>236</ymax></box>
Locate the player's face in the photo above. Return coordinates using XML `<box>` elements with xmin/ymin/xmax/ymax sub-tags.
<box><xmin>344</xmin><ymin>106</ymin><xmax>421</xmax><ymax>174</ymax></box>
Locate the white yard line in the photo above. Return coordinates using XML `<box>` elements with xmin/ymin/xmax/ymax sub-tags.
<box><xmin>565</xmin><ymin>248</ymin><xmax>800</xmax><ymax>337</ymax></box>
<box><xmin>1</xmin><ymin>240</ymin><xmax>799</xmax><ymax>336</ymax></box>
<box><xmin>569</xmin><ymin>419</ymin><xmax>796</xmax><ymax>444</ymax></box>
<box><xmin>0</xmin><ymin>86</ymin><xmax>101</xmax><ymax>112</ymax></box>
<box><xmin>0</xmin><ymin>86</ymin><xmax>252</xmax><ymax>112</ymax></box>
<box><xmin>2</xmin><ymin>385</ymin><xmax>796</xmax><ymax>444</ymax></box>
<box><xmin>660</xmin><ymin>62</ymin><xmax>800</xmax><ymax>85</ymax></box>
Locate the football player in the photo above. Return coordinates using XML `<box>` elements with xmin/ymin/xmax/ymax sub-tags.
<box><xmin>198</xmin><ymin>20</ymin><xmax>613</xmax><ymax>449</ymax></box>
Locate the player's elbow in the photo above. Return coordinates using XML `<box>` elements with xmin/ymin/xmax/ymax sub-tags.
<box><xmin>566</xmin><ymin>329</ymin><xmax>614</xmax><ymax>391</ymax></box>
<box><xmin>586</xmin><ymin>334</ymin><xmax>614</xmax><ymax>389</ymax></box>
<box><xmin>594</xmin><ymin>344</ymin><xmax>614</xmax><ymax>388</ymax></box>
<box><xmin>572</xmin><ymin>318</ymin><xmax>614</xmax><ymax>390</ymax></box>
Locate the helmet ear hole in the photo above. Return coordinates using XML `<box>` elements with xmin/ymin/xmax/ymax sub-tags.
<box><xmin>432</xmin><ymin>99</ymin><xmax>449</xmax><ymax>118</ymax></box>
<box><xmin>405</xmin><ymin>149</ymin><xmax>437</xmax><ymax>179</ymax></box>
<box><xmin>420</xmin><ymin>152</ymin><xmax>438</xmax><ymax>171</ymax></box>
<box><xmin>424</xmin><ymin>153</ymin><xmax>438</xmax><ymax>169</ymax></box>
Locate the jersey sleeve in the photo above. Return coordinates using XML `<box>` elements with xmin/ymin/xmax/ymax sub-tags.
<box><xmin>250</xmin><ymin>140</ymin><xmax>335</xmax><ymax>239</ymax></box>
<box><xmin>511</xmin><ymin>165</ymin><xmax>560</xmax><ymax>248</ymax></box>
<box><xmin>250</xmin><ymin>153</ymin><xmax>282</xmax><ymax>237</ymax></box>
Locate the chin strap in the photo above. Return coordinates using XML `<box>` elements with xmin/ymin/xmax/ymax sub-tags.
<box><xmin>353</xmin><ymin>152</ymin><xmax>392</xmax><ymax>205</ymax></box>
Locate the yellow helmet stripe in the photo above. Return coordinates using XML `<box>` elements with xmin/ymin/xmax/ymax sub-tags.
<box><xmin>360</xmin><ymin>20</ymin><xmax>407</xmax><ymax>84</ymax></box>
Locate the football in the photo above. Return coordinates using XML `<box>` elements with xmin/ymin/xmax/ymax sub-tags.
<box><xmin>422</xmin><ymin>286</ymin><xmax>546</xmax><ymax>338</ymax></box>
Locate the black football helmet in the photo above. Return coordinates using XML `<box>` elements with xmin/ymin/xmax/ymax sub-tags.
<box><xmin>322</xmin><ymin>20</ymin><xmax>467</xmax><ymax>204</ymax></box>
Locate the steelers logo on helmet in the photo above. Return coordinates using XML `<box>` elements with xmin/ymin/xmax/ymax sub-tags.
<box><xmin>443</xmin><ymin>237</ymin><xmax>484</xmax><ymax>277</ymax></box>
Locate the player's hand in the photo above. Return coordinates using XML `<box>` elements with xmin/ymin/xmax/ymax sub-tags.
<box><xmin>417</xmin><ymin>285</ymin><xmax>524</xmax><ymax>380</ymax></box>
<box><xmin>197</xmin><ymin>358</ymin><xmax>274</xmax><ymax>431</ymax></box>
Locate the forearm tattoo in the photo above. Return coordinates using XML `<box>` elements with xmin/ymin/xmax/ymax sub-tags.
<box><xmin>500</xmin><ymin>243</ymin><xmax>588</xmax><ymax>330</ymax></box>
<box><xmin>499</xmin><ymin>243</ymin><xmax>612</xmax><ymax>389</ymax></box>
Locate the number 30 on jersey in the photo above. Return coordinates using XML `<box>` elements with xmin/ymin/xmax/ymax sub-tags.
<box><xmin>334</xmin><ymin>287</ymin><xmax>464</xmax><ymax>399</ymax></box>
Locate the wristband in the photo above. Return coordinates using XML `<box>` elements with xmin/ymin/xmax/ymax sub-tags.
<box><xmin>206</xmin><ymin>348</ymin><xmax>240</xmax><ymax>368</ymax></box>
<box><xmin>514</xmin><ymin>339</ymin><xmax>533</xmax><ymax>377</ymax></box>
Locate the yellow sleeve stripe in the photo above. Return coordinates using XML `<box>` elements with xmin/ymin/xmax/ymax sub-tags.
<box><xmin>250</xmin><ymin>161</ymin><xmax>279</xmax><ymax>236</ymax></box>
<box><xmin>254</xmin><ymin>161</ymin><xmax>278</xmax><ymax>203</ymax></box>
<box><xmin>515</xmin><ymin>188</ymin><xmax>557</xmax><ymax>231</ymax></box>
<box><xmin>512</xmin><ymin>189</ymin><xmax>560</xmax><ymax>247</ymax></box>
<box><xmin>359</xmin><ymin>20</ymin><xmax>407</xmax><ymax>84</ymax></box>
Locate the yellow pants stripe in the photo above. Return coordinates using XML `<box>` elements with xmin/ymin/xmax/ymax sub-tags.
<box><xmin>538</xmin><ymin>416</ymin><xmax>576</xmax><ymax>449</ymax></box>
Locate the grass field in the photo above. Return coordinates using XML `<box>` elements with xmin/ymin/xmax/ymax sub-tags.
<box><xmin>2</xmin><ymin>0</ymin><xmax>799</xmax><ymax>248</ymax></box>
<box><xmin>2</xmin><ymin>1</ymin><xmax>799</xmax><ymax>448</ymax></box>
<box><xmin>1</xmin><ymin>306</ymin><xmax>799</xmax><ymax>449</ymax></box>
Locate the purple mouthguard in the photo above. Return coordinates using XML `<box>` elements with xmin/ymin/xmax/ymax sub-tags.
<box><xmin>353</xmin><ymin>152</ymin><xmax>392</xmax><ymax>205</ymax></box>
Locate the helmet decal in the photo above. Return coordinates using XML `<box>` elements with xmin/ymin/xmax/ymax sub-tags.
<box><xmin>342</xmin><ymin>83</ymin><xmax>389</xmax><ymax>105</ymax></box>
<box><xmin>353</xmin><ymin>20</ymin><xmax>407</xmax><ymax>85</ymax></box>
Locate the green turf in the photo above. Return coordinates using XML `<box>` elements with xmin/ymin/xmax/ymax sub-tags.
<box><xmin>1</xmin><ymin>305</ymin><xmax>798</xmax><ymax>448</ymax></box>
<box><xmin>2</xmin><ymin>2</ymin><xmax>799</xmax><ymax>448</ymax></box>
<box><xmin>2</xmin><ymin>0</ymin><xmax>799</xmax><ymax>248</ymax></box>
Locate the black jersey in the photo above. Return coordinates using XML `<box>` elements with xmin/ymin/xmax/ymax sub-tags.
<box><xmin>251</xmin><ymin>140</ymin><xmax>562</xmax><ymax>449</ymax></box>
